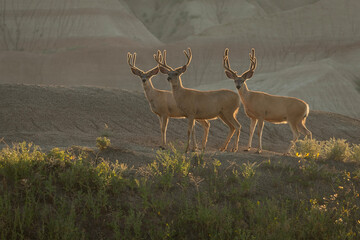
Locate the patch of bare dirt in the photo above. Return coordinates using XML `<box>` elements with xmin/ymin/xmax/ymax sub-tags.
<box><xmin>1</xmin><ymin>84</ymin><xmax>359</xmax><ymax>167</ymax></box>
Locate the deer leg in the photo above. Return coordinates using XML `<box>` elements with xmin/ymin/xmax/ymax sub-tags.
<box><xmin>298</xmin><ymin>119</ymin><xmax>312</xmax><ymax>140</ymax></box>
<box><xmin>219</xmin><ymin>114</ymin><xmax>235</xmax><ymax>152</ymax></box>
<box><xmin>287</xmin><ymin>122</ymin><xmax>300</xmax><ymax>154</ymax></box>
<box><xmin>257</xmin><ymin>120</ymin><xmax>264</xmax><ymax>153</ymax></box>
<box><xmin>191</xmin><ymin>122</ymin><xmax>198</xmax><ymax>152</ymax></box>
<box><xmin>158</xmin><ymin>116</ymin><xmax>165</xmax><ymax>149</ymax></box>
<box><xmin>185</xmin><ymin>118</ymin><xmax>195</xmax><ymax>153</ymax></box>
<box><xmin>228</xmin><ymin>116</ymin><xmax>241</xmax><ymax>152</ymax></box>
<box><xmin>246</xmin><ymin>118</ymin><xmax>258</xmax><ymax>151</ymax></box>
<box><xmin>197</xmin><ymin>120</ymin><xmax>210</xmax><ymax>151</ymax></box>
<box><xmin>160</xmin><ymin>116</ymin><xmax>169</xmax><ymax>149</ymax></box>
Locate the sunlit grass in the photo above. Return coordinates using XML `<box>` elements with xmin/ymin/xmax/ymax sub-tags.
<box><xmin>0</xmin><ymin>141</ymin><xmax>359</xmax><ymax>239</ymax></box>
<box><xmin>291</xmin><ymin>137</ymin><xmax>360</xmax><ymax>162</ymax></box>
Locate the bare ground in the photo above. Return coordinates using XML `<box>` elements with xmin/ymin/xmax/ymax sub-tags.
<box><xmin>1</xmin><ymin>83</ymin><xmax>359</xmax><ymax>168</ymax></box>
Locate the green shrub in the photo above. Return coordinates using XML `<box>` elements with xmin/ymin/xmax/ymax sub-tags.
<box><xmin>240</xmin><ymin>161</ymin><xmax>258</xmax><ymax>179</ymax></box>
<box><xmin>292</xmin><ymin>138</ymin><xmax>360</xmax><ymax>163</ymax></box>
<box><xmin>148</xmin><ymin>144</ymin><xmax>191</xmax><ymax>190</ymax></box>
<box><xmin>96</xmin><ymin>137</ymin><xmax>111</xmax><ymax>151</ymax></box>
<box><xmin>291</xmin><ymin>138</ymin><xmax>322</xmax><ymax>160</ymax></box>
<box><xmin>351</xmin><ymin>144</ymin><xmax>360</xmax><ymax>162</ymax></box>
<box><xmin>323</xmin><ymin>138</ymin><xmax>351</xmax><ymax>162</ymax></box>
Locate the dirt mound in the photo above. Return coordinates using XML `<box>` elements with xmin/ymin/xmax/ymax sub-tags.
<box><xmin>1</xmin><ymin>84</ymin><xmax>359</xmax><ymax>153</ymax></box>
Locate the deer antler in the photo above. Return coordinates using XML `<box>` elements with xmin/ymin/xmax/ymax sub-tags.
<box><xmin>223</xmin><ymin>48</ymin><xmax>238</xmax><ymax>76</ymax></box>
<box><xmin>154</xmin><ymin>50</ymin><xmax>174</xmax><ymax>71</ymax></box>
<box><xmin>242</xmin><ymin>48</ymin><xmax>257</xmax><ymax>76</ymax></box>
<box><xmin>183</xmin><ymin>48</ymin><xmax>192</xmax><ymax>68</ymax></box>
<box><xmin>127</xmin><ymin>52</ymin><xmax>143</xmax><ymax>74</ymax></box>
<box><xmin>127</xmin><ymin>52</ymin><xmax>135</xmax><ymax>68</ymax></box>
<box><xmin>127</xmin><ymin>52</ymin><xmax>145</xmax><ymax>76</ymax></box>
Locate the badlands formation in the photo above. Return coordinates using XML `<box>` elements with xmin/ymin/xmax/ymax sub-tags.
<box><xmin>0</xmin><ymin>0</ymin><xmax>359</xmax><ymax>152</ymax></box>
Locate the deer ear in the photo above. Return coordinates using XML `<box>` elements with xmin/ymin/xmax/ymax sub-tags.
<box><xmin>176</xmin><ymin>65</ymin><xmax>187</xmax><ymax>74</ymax></box>
<box><xmin>225</xmin><ymin>70</ymin><xmax>235</xmax><ymax>79</ymax></box>
<box><xmin>159</xmin><ymin>66</ymin><xmax>170</xmax><ymax>74</ymax></box>
<box><xmin>242</xmin><ymin>71</ymin><xmax>254</xmax><ymax>79</ymax></box>
<box><xmin>146</xmin><ymin>66</ymin><xmax>159</xmax><ymax>77</ymax></box>
<box><xmin>131</xmin><ymin>67</ymin><xmax>142</xmax><ymax>76</ymax></box>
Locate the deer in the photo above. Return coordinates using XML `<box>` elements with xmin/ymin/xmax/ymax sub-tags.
<box><xmin>222</xmin><ymin>48</ymin><xmax>312</xmax><ymax>154</ymax></box>
<box><xmin>127</xmin><ymin>52</ymin><xmax>210</xmax><ymax>151</ymax></box>
<box><xmin>153</xmin><ymin>48</ymin><xmax>241</xmax><ymax>153</ymax></box>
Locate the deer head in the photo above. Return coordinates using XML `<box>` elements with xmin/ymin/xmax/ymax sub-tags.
<box><xmin>223</xmin><ymin>48</ymin><xmax>257</xmax><ymax>90</ymax></box>
<box><xmin>154</xmin><ymin>48</ymin><xmax>192</xmax><ymax>87</ymax></box>
<box><xmin>127</xmin><ymin>52</ymin><xmax>159</xmax><ymax>85</ymax></box>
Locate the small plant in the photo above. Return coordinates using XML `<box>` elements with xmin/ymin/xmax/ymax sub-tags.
<box><xmin>298</xmin><ymin>158</ymin><xmax>324</xmax><ymax>180</ymax></box>
<box><xmin>323</xmin><ymin>138</ymin><xmax>351</xmax><ymax>162</ymax></box>
<box><xmin>147</xmin><ymin>144</ymin><xmax>191</xmax><ymax>190</ymax></box>
<box><xmin>47</xmin><ymin>147</ymin><xmax>66</xmax><ymax>161</ymax></box>
<box><xmin>240</xmin><ymin>161</ymin><xmax>258</xmax><ymax>179</ymax></box>
<box><xmin>238</xmin><ymin>161</ymin><xmax>258</xmax><ymax>193</ymax></box>
<box><xmin>101</xmin><ymin>123</ymin><xmax>112</xmax><ymax>137</ymax></box>
<box><xmin>96</xmin><ymin>137</ymin><xmax>111</xmax><ymax>151</ymax></box>
<box><xmin>291</xmin><ymin>138</ymin><xmax>322</xmax><ymax>160</ymax></box>
<box><xmin>350</xmin><ymin>144</ymin><xmax>360</xmax><ymax>162</ymax></box>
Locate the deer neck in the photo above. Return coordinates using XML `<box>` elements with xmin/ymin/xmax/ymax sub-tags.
<box><xmin>238</xmin><ymin>82</ymin><xmax>251</xmax><ymax>104</ymax></box>
<box><xmin>143</xmin><ymin>79</ymin><xmax>155</xmax><ymax>99</ymax></box>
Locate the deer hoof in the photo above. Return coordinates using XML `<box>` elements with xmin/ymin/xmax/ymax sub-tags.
<box><xmin>159</xmin><ymin>146</ymin><xmax>166</xmax><ymax>150</ymax></box>
<box><xmin>256</xmin><ymin>149</ymin><xmax>262</xmax><ymax>154</ymax></box>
